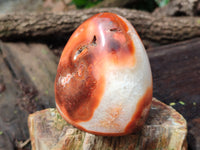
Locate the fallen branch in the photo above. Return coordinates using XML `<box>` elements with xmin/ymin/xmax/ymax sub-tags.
<box><xmin>153</xmin><ymin>0</ymin><xmax>200</xmax><ymax>16</ymax></box>
<box><xmin>0</xmin><ymin>8</ymin><xmax>200</xmax><ymax>44</ymax></box>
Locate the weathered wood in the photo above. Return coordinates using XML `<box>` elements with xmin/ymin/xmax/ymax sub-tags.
<box><xmin>0</xmin><ymin>42</ymin><xmax>60</xmax><ymax>149</ymax></box>
<box><xmin>0</xmin><ymin>42</ymin><xmax>58</xmax><ymax>107</ymax></box>
<box><xmin>188</xmin><ymin>118</ymin><xmax>200</xmax><ymax>150</ymax></box>
<box><xmin>0</xmin><ymin>8</ymin><xmax>200</xmax><ymax>44</ymax></box>
<box><xmin>28</xmin><ymin>98</ymin><xmax>187</xmax><ymax>150</ymax></box>
<box><xmin>147</xmin><ymin>38</ymin><xmax>200</xmax><ymax>149</ymax></box>
<box><xmin>0</xmin><ymin>54</ymin><xmax>28</xmax><ymax>150</ymax></box>
<box><xmin>148</xmin><ymin>38</ymin><xmax>200</xmax><ymax>121</ymax></box>
<box><xmin>153</xmin><ymin>0</ymin><xmax>199</xmax><ymax>16</ymax></box>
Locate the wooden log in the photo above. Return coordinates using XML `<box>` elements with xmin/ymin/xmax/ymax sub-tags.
<box><xmin>153</xmin><ymin>0</ymin><xmax>199</xmax><ymax>16</ymax></box>
<box><xmin>188</xmin><ymin>118</ymin><xmax>200</xmax><ymax>150</ymax></box>
<box><xmin>148</xmin><ymin>38</ymin><xmax>200</xmax><ymax>121</ymax></box>
<box><xmin>0</xmin><ymin>42</ymin><xmax>58</xmax><ymax>107</ymax></box>
<box><xmin>0</xmin><ymin>8</ymin><xmax>200</xmax><ymax>44</ymax></box>
<box><xmin>0</xmin><ymin>54</ymin><xmax>29</xmax><ymax>150</ymax></box>
<box><xmin>148</xmin><ymin>38</ymin><xmax>200</xmax><ymax>149</ymax></box>
<box><xmin>28</xmin><ymin>98</ymin><xmax>187</xmax><ymax>150</ymax></box>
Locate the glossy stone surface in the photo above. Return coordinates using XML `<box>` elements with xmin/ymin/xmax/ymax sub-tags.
<box><xmin>55</xmin><ymin>12</ymin><xmax>153</xmax><ymax>136</ymax></box>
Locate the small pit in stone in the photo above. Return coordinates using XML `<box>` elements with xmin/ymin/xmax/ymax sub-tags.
<box><xmin>74</xmin><ymin>35</ymin><xmax>97</xmax><ymax>60</ymax></box>
<box><xmin>91</xmin><ymin>35</ymin><xmax>97</xmax><ymax>46</ymax></box>
<box><xmin>110</xmin><ymin>28</ymin><xmax>120</xmax><ymax>32</ymax></box>
<box><xmin>74</xmin><ymin>46</ymin><xmax>87</xmax><ymax>60</ymax></box>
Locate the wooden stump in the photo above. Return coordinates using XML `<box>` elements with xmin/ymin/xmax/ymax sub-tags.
<box><xmin>28</xmin><ymin>98</ymin><xmax>187</xmax><ymax>150</ymax></box>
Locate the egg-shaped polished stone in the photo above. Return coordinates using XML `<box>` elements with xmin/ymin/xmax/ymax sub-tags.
<box><xmin>55</xmin><ymin>12</ymin><xmax>153</xmax><ymax>136</ymax></box>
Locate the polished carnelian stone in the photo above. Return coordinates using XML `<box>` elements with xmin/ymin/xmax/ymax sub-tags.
<box><xmin>55</xmin><ymin>12</ymin><xmax>153</xmax><ymax>136</ymax></box>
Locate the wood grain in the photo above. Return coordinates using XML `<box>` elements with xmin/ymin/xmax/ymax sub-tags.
<box><xmin>0</xmin><ymin>42</ymin><xmax>59</xmax><ymax>149</ymax></box>
<box><xmin>148</xmin><ymin>38</ymin><xmax>200</xmax><ymax>121</ymax></box>
<box><xmin>0</xmin><ymin>55</ymin><xmax>28</xmax><ymax>150</ymax></box>
<box><xmin>28</xmin><ymin>99</ymin><xmax>187</xmax><ymax>150</ymax></box>
<box><xmin>0</xmin><ymin>8</ymin><xmax>200</xmax><ymax>44</ymax></box>
<box><xmin>0</xmin><ymin>42</ymin><xmax>58</xmax><ymax>108</ymax></box>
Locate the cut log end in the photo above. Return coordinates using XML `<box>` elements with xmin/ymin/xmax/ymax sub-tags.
<box><xmin>28</xmin><ymin>98</ymin><xmax>187</xmax><ymax>150</ymax></box>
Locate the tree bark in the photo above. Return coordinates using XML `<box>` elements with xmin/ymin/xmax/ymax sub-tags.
<box><xmin>0</xmin><ymin>42</ymin><xmax>58</xmax><ymax>108</ymax></box>
<box><xmin>148</xmin><ymin>38</ymin><xmax>200</xmax><ymax>149</ymax></box>
<box><xmin>0</xmin><ymin>8</ymin><xmax>200</xmax><ymax>44</ymax></box>
<box><xmin>0</xmin><ymin>56</ymin><xmax>17</xmax><ymax>150</ymax></box>
<box><xmin>153</xmin><ymin>0</ymin><xmax>200</xmax><ymax>16</ymax></box>
<box><xmin>148</xmin><ymin>38</ymin><xmax>200</xmax><ymax>121</ymax></box>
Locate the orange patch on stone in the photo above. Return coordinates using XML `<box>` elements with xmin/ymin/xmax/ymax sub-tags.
<box><xmin>99</xmin><ymin>105</ymin><xmax>122</xmax><ymax>129</ymax></box>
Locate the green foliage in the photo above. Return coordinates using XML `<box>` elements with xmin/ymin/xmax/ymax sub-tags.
<box><xmin>72</xmin><ymin>0</ymin><xmax>102</xmax><ymax>9</ymax></box>
<box><xmin>155</xmin><ymin>0</ymin><xmax>170</xmax><ymax>7</ymax></box>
